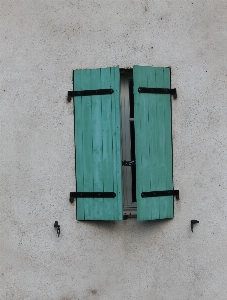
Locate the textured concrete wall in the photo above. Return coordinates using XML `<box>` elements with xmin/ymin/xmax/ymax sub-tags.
<box><xmin>1</xmin><ymin>0</ymin><xmax>227</xmax><ymax>299</ymax></box>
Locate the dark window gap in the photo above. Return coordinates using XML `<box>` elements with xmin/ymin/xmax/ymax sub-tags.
<box><xmin>129</xmin><ymin>79</ymin><xmax>136</xmax><ymax>203</ymax></box>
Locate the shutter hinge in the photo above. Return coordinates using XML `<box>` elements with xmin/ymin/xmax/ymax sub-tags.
<box><xmin>67</xmin><ymin>89</ymin><xmax>114</xmax><ymax>101</ymax></box>
<box><xmin>141</xmin><ymin>190</ymin><xmax>179</xmax><ymax>200</ymax></box>
<box><xmin>138</xmin><ymin>87</ymin><xmax>177</xmax><ymax>99</ymax></box>
<box><xmin>69</xmin><ymin>192</ymin><xmax>116</xmax><ymax>203</ymax></box>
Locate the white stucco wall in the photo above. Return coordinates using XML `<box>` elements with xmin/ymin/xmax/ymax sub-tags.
<box><xmin>1</xmin><ymin>1</ymin><xmax>227</xmax><ymax>299</ymax></box>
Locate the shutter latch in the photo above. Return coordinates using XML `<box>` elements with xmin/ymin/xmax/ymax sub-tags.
<box><xmin>122</xmin><ymin>160</ymin><xmax>136</xmax><ymax>168</ymax></box>
<box><xmin>54</xmin><ymin>221</ymin><xmax>60</xmax><ymax>237</ymax></box>
<box><xmin>191</xmin><ymin>220</ymin><xmax>199</xmax><ymax>232</ymax></box>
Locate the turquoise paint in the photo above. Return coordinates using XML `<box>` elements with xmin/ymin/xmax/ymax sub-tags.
<box><xmin>133</xmin><ymin>66</ymin><xmax>173</xmax><ymax>221</ymax></box>
<box><xmin>74</xmin><ymin>67</ymin><xmax>122</xmax><ymax>220</ymax></box>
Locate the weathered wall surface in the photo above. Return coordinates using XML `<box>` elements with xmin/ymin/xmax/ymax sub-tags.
<box><xmin>1</xmin><ymin>0</ymin><xmax>227</xmax><ymax>299</ymax></box>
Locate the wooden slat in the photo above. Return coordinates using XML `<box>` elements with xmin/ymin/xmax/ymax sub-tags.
<box><xmin>74</xmin><ymin>67</ymin><xmax>122</xmax><ymax>220</ymax></box>
<box><xmin>111</xmin><ymin>67</ymin><xmax>123</xmax><ymax>220</ymax></box>
<box><xmin>74</xmin><ymin>69</ymin><xmax>85</xmax><ymax>220</ymax></box>
<box><xmin>133</xmin><ymin>66</ymin><xmax>173</xmax><ymax>221</ymax></box>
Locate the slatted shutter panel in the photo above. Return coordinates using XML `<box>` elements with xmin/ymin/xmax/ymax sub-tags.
<box><xmin>74</xmin><ymin>67</ymin><xmax>123</xmax><ymax>220</ymax></box>
<box><xmin>133</xmin><ymin>66</ymin><xmax>173</xmax><ymax>221</ymax></box>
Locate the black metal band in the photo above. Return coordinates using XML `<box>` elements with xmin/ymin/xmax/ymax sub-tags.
<box><xmin>138</xmin><ymin>87</ymin><xmax>177</xmax><ymax>99</ymax></box>
<box><xmin>70</xmin><ymin>192</ymin><xmax>116</xmax><ymax>198</ymax></box>
<box><xmin>68</xmin><ymin>89</ymin><xmax>114</xmax><ymax>98</ymax></box>
<box><xmin>141</xmin><ymin>190</ymin><xmax>179</xmax><ymax>200</ymax></box>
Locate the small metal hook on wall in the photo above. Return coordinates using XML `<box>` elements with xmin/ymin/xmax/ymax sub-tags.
<box><xmin>191</xmin><ymin>220</ymin><xmax>199</xmax><ymax>232</ymax></box>
<box><xmin>54</xmin><ymin>221</ymin><xmax>60</xmax><ymax>237</ymax></box>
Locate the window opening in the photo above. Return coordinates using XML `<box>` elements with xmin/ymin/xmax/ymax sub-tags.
<box><xmin>129</xmin><ymin>79</ymin><xmax>136</xmax><ymax>204</ymax></box>
<box><xmin>120</xmin><ymin>69</ymin><xmax>136</xmax><ymax>214</ymax></box>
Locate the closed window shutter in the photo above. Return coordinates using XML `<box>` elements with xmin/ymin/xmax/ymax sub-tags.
<box><xmin>74</xmin><ymin>67</ymin><xmax>123</xmax><ymax>220</ymax></box>
<box><xmin>133</xmin><ymin>66</ymin><xmax>173</xmax><ymax>221</ymax></box>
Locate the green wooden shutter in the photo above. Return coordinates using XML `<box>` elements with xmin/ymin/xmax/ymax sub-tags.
<box><xmin>133</xmin><ymin>66</ymin><xmax>173</xmax><ymax>221</ymax></box>
<box><xmin>74</xmin><ymin>67</ymin><xmax>123</xmax><ymax>220</ymax></box>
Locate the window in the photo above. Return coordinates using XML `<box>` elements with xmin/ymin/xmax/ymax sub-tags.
<box><xmin>70</xmin><ymin>66</ymin><xmax>177</xmax><ymax>221</ymax></box>
<box><xmin>120</xmin><ymin>69</ymin><xmax>136</xmax><ymax>217</ymax></box>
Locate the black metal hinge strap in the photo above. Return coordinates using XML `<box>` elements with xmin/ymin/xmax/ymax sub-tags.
<box><xmin>141</xmin><ymin>190</ymin><xmax>179</xmax><ymax>200</ymax></box>
<box><xmin>70</xmin><ymin>192</ymin><xmax>116</xmax><ymax>198</ymax></box>
<box><xmin>68</xmin><ymin>89</ymin><xmax>114</xmax><ymax>98</ymax></box>
<box><xmin>138</xmin><ymin>87</ymin><xmax>177</xmax><ymax>99</ymax></box>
